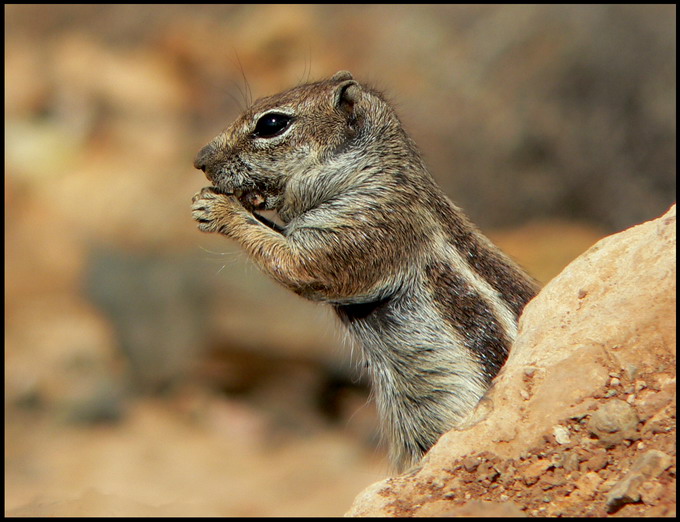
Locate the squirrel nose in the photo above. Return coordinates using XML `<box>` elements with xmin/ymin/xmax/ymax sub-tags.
<box><xmin>193</xmin><ymin>144</ymin><xmax>214</xmax><ymax>173</ymax></box>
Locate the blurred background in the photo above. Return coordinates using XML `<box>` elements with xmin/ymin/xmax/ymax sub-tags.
<box><xmin>5</xmin><ymin>4</ymin><xmax>676</xmax><ymax>516</ymax></box>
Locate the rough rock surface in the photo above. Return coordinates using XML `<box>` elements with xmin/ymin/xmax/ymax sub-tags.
<box><xmin>346</xmin><ymin>204</ymin><xmax>676</xmax><ymax>517</ymax></box>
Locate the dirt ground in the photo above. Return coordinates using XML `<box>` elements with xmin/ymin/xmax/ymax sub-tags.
<box><xmin>6</xmin><ymin>392</ymin><xmax>388</xmax><ymax>517</ymax></box>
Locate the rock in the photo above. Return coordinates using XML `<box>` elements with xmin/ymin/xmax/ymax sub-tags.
<box><xmin>581</xmin><ymin>449</ymin><xmax>609</xmax><ymax>472</ymax></box>
<box><xmin>346</xmin><ymin>205</ymin><xmax>676</xmax><ymax>517</ymax></box>
<box><xmin>573</xmin><ymin>472</ymin><xmax>603</xmax><ymax>499</ymax></box>
<box><xmin>523</xmin><ymin>459</ymin><xmax>552</xmax><ymax>486</ymax></box>
<box><xmin>346</xmin><ymin>477</ymin><xmax>398</xmax><ymax>517</ymax></box>
<box><xmin>587</xmin><ymin>399</ymin><xmax>640</xmax><ymax>447</ymax></box>
<box><xmin>417</xmin><ymin>499</ymin><xmax>526</xmax><ymax>517</ymax></box>
<box><xmin>553</xmin><ymin>425</ymin><xmax>571</xmax><ymax>444</ymax></box>
<box><xmin>605</xmin><ymin>450</ymin><xmax>673</xmax><ymax>512</ymax></box>
<box><xmin>562</xmin><ymin>452</ymin><xmax>581</xmax><ymax>473</ymax></box>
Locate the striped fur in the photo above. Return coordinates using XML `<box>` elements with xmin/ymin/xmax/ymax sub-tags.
<box><xmin>192</xmin><ymin>71</ymin><xmax>538</xmax><ymax>470</ymax></box>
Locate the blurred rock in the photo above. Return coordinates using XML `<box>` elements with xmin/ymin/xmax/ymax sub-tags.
<box><xmin>346</xmin><ymin>205</ymin><xmax>675</xmax><ymax>517</ymax></box>
<box><xmin>5</xmin><ymin>294</ymin><xmax>126</xmax><ymax>424</ymax></box>
<box><xmin>84</xmin><ymin>247</ymin><xmax>212</xmax><ymax>391</ymax></box>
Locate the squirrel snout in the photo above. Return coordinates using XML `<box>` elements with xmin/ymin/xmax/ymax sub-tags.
<box><xmin>193</xmin><ymin>144</ymin><xmax>215</xmax><ymax>174</ymax></box>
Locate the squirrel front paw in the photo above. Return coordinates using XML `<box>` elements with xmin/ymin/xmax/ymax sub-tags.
<box><xmin>192</xmin><ymin>186</ymin><xmax>244</xmax><ymax>235</ymax></box>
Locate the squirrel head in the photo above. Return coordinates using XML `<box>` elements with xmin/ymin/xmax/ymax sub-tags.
<box><xmin>193</xmin><ymin>71</ymin><xmax>400</xmax><ymax>215</ymax></box>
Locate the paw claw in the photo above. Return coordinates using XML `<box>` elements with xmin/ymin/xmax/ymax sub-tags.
<box><xmin>191</xmin><ymin>186</ymin><xmax>245</xmax><ymax>235</ymax></box>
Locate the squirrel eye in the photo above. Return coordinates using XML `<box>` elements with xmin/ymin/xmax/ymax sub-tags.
<box><xmin>253</xmin><ymin>113</ymin><xmax>293</xmax><ymax>138</ymax></box>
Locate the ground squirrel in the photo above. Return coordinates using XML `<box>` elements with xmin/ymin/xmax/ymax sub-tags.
<box><xmin>192</xmin><ymin>71</ymin><xmax>538</xmax><ymax>471</ymax></box>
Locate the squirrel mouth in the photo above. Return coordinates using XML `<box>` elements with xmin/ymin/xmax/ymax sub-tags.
<box><xmin>241</xmin><ymin>190</ymin><xmax>267</xmax><ymax>210</ymax></box>
<box><xmin>211</xmin><ymin>185</ymin><xmax>268</xmax><ymax>211</ymax></box>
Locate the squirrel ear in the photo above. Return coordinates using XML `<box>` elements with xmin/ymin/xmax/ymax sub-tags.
<box><xmin>334</xmin><ymin>79</ymin><xmax>361</xmax><ymax>115</ymax></box>
<box><xmin>331</xmin><ymin>70</ymin><xmax>353</xmax><ymax>82</ymax></box>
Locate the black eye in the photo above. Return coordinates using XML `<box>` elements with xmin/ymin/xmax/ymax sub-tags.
<box><xmin>252</xmin><ymin>113</ymin><xmax>293</xmax><ymax>138</ymax></box>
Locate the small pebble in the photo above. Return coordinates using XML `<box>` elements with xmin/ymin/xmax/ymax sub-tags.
<box><xmin>553</xmin><ymin>425</ymin><xmax>571</xmax><ymax>444</ymax></box>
